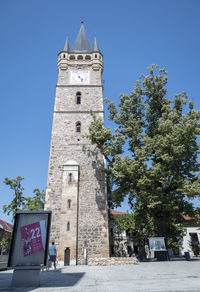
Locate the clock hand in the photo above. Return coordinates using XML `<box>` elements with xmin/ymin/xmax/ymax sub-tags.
<box><xmin>78</xmin><ymin>75</ymin><xmax>83</xmax><ymax>82</ymax></box>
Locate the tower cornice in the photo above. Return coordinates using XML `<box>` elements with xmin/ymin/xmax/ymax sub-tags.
<box><xmin>54</xmin><ymin>110</ymin><xmax>104</xmax><ymax>114</ymax></box>
<box><xmin>57</xmin><ymin>51</ymin><xmax>103</xmax><ymax>57</ymax></box>
<box><xmin>56</xmin><ymin>84</ymin><xmax>103</xmax><ymax>88</ymax></box>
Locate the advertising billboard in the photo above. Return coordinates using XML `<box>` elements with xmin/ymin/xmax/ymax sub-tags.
<box><xmin>8</xmin><ymin>211</ymin><xmax>51</xmax><ymax>268</ymax></box>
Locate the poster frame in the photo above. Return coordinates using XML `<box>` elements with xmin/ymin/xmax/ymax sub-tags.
<box><xmin>8</xmin><ymin>211</ymin><xmax>51</xmax><ymax>269</ymax></box>
<box><xmin>148</xmin><ymin>237</ymin><xmax>167</xmax><ymax>251</ymax></box>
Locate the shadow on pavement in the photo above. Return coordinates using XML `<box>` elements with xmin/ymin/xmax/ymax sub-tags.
<box><xmin>0</xmin><ymin>269</ymin><xmax>85</xmax><ymax>291</ymax></box>
<box><xmin>0</xmin><ymin>270</ymin><xmax>12</xmax><ymax>289</ymax></box>
<box><xmin>40</xmin><ymin>269</ymin><xmax>85</xmax><ymax>287</ymax></box>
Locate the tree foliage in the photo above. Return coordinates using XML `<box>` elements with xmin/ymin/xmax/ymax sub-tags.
<box><xmin>88</xmin><ymin>65</ymin><xmax>200</xmax><ymax>247</ymax></box>
<box><xmin>23</xmin><ymin>188</ymin><xmax>45</xmax><ymax>211</ymax></box>
<box><xmin>3</xmin><ymin>176</ymin><xmax>45</xmax><ymax>221</ymax></box>
<box><xmin>0</xmin><ymin>233</ymin><xmax>11</xmax><ymax>255</ymax></box>
<box><xmin>3</xmin><ymin>176</ymin><xmax>25</xmax><ymax>219</ymax></box>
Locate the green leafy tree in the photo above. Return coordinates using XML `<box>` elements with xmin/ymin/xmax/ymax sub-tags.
<box><xmin>88</xmin><ymin>65</ymin><xmax>200</xmax><ymax>248</ymax></box>
<box><xmin>3</xmin><ymin>177</ymin><xmax>45</xmax><ymax>221</ymax></box>
<box><xmin>3</xmin><ymin>176</ymin><xmax>25</xmax><ymax>220</ymax></box>
<box><xmin>0</xmin><ymin>233</ymin><xmax>11</xmax><ymax>255</ymax></box>
<box><xmin>23</xmin><ymin>188</ymin><xmax>45</xmax><ymax>211</ymax></box>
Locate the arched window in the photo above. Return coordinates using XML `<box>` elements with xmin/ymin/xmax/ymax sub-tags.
<box><xmin>68</xmin><ymin>199</ymin><xmax>71</xmax><ymax>209</ymax></box>
<box><xmin>70</xmin><ymin>55</ymin><xmax>75</xmax><ymax>60</ymax></box>
<box><xmin>85</xmin><ymin>55</ymin><xmax>91</xmax><ymax>60</ymax></box>
<box><xmin>77</xmin><ymin>55</ymin><xmax>83</xmax><ymax>60</ymax></box>
<box><xmin>95</xmin><ymin>54</ymin><xmax>97</xmax><ymax>58</ymax></box>
<box><xmin>76</xmin><ymin>92</ymin><xmax>81</xmax><ymax>104</ymax></box>
<box><xmin>76</xmin><ymin>122</ymin><xmax>81</xmax><ymax>133</ymax></box>
<box><xmin>63</xmin><ymin>54</ymin><xmax>65</xmax><ymax>58</ymax></box>
<box><xmin>68</xmin><ymin>173</ymin><xmax>72</xmax><ymax>183</ymax></box>
<box><xmin>67</xmin><ymin>222</ymin><xmax>70</xmax><ymax>231</ymax></box>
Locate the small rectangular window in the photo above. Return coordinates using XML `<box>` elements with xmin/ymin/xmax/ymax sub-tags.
<box><xmin>67</xmin><ymin>222</ymin><xmax>70</xmax><ymax>231</ymax></box>
<box><xmin>68</xmin><ymin>173</ymin><xmax>72</xmax><ymax>183</ymax></box>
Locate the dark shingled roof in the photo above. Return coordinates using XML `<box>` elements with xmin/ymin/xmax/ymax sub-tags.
<box><xmin>72</xmin><ymin>24</ymin><xmax>91</xmax><ymax>52</ymax></box>
<box><xmin>63</xmin><ymin>37</ymin><xmax>70</xmax><ymax>52</ymax></box>
<box><xmin>93</xmin><ymin>36</ymin><xmax>100</xmax><ymax>52</ymax></box>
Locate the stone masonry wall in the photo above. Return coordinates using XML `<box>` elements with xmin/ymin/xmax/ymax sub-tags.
<box><xmin>46</xmin><ymin>110</ymin><xmax>109</xmax><ymax>262</ymax></box>
<box><xmin>58</xmin><ymin>163</ymin><xmax>79</xmax><ymax>262</ymax></box>
<box><xmin>45</xmin><ymin>54</ymin><xmax>109</xmax><ymax>264</ymax></box>
<box><xmin>88</xmin><ymin>257</ymin><xmax>138</xmax><ymax>266</ymax></box>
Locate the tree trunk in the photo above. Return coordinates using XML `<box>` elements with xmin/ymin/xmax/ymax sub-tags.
<box><xmin>155</xmin><ymin>222</ymin><xmax>169</xmax><ymax>261</ymax></box>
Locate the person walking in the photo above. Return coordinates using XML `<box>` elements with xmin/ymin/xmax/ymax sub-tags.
<box><xmin>49</xmin><ymin>241</ymin><xmax>57</xmax><ymax>269</ymax></box>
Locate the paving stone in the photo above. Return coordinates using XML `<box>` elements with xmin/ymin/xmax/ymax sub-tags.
<box><xmin>1</xmin><ymin>260</ymin><xmax>200</xmax><ymax>291</ymax></box>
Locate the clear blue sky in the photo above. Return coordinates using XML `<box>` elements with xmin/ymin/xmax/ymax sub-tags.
<box><xmin>1</xmin><ymin>0</ymin><xmax>200</xmax><ymax>223</ymax></box>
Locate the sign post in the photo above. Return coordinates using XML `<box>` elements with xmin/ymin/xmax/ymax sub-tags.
<box><xmin>8</xmin><ymin>211</ymin><xmax>51</xmax><ymax>287</ymax></box>
<box><xmin>148</xmin><ymin>237</ymin><xmax>168</xmax><ymax>261</ymax></box>
<box><xmin>83</xmin><ymin>240</ymin><xmax>87</xmax><ymax>265</ymax></box>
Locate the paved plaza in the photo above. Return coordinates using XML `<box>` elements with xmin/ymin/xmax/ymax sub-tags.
<box><xmin>0</xmin><ymin>259</ymin><xmax>200</xmax><ymax>291</ymax></box>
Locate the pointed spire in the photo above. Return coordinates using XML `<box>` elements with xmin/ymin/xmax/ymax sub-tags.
<box><xmin>93</xmin><ymin>36</ymin><xmax>100</xmax><ymax>52</ymax></box>
<box><xmin>63</xmin><ymin>36</ymin><xmax>70</xmax><ymax>52</ymax></box>
<box><xmin>72</xmin><ymin>23</ymin><xmax>91</xmax><ymax>52</ymax></box>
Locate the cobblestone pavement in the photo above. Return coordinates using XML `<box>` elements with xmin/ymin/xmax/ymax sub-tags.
<box><xmin>0</xmin><ymin>259</ymin><xmax>200</xmax><ymax>291</ymax></box>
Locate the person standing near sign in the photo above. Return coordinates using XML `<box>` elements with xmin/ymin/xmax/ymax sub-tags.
<box><xmin>49</xmin><ymin>242</ymin><xmax>57</xmax><ymax>269</ymax></box>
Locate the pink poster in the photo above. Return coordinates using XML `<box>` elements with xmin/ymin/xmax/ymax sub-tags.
<box><xmin>20</xmin><ymin>221</ymin><xmax>46</xmax><ymax>257</ymax></box>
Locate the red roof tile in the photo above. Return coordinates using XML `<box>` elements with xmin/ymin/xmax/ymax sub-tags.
<box><xmin>183</xmin><ymin>215</ymin><xmax>193</xmax><ymax>220</ymax></box>
<box><xmin>0</xmin><ymin>219</ymin><xmax>13</xmax><ymax>232</ymax></box>
<box><xmin>110</xmin><ymin>210</ymin><xmax>127</xmax><ymax>216</ymax></box>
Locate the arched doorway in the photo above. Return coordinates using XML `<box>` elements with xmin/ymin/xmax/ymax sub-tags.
<box><xmin>64</xmin><ymin>247</ymin><xmax>70</xmax><ymax>266</ymax></box>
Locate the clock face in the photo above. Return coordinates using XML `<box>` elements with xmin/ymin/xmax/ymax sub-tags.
<box><xmin>70</xmin><ymin>69</ymin><xmax>90</xmax><ymax>85</ymax></box>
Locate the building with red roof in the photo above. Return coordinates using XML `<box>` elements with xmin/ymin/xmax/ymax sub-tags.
<box><xmin>0</xmin><ymin>219</ymin><xmax>12</xmax><ymax>233</ymax></box>
<box><xmin>109</xmin><ymin>210</ymin><xmax>126</xmax><ymax>216</ymax></box>
<box><xmin>109</xmin><ymin>210</ymin><xmax>200</xmax><ymax>258</ymax></box>
<box><xmin>0</xmin><ymin>219</ymin><xmax>12</xmax><ymax>255</ymax></box>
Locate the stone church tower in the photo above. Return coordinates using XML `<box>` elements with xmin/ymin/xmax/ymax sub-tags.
<box><xmin>45</xmin><ymin>23</ymin><xmax>109</xmax><ymax>264</ymax></box>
